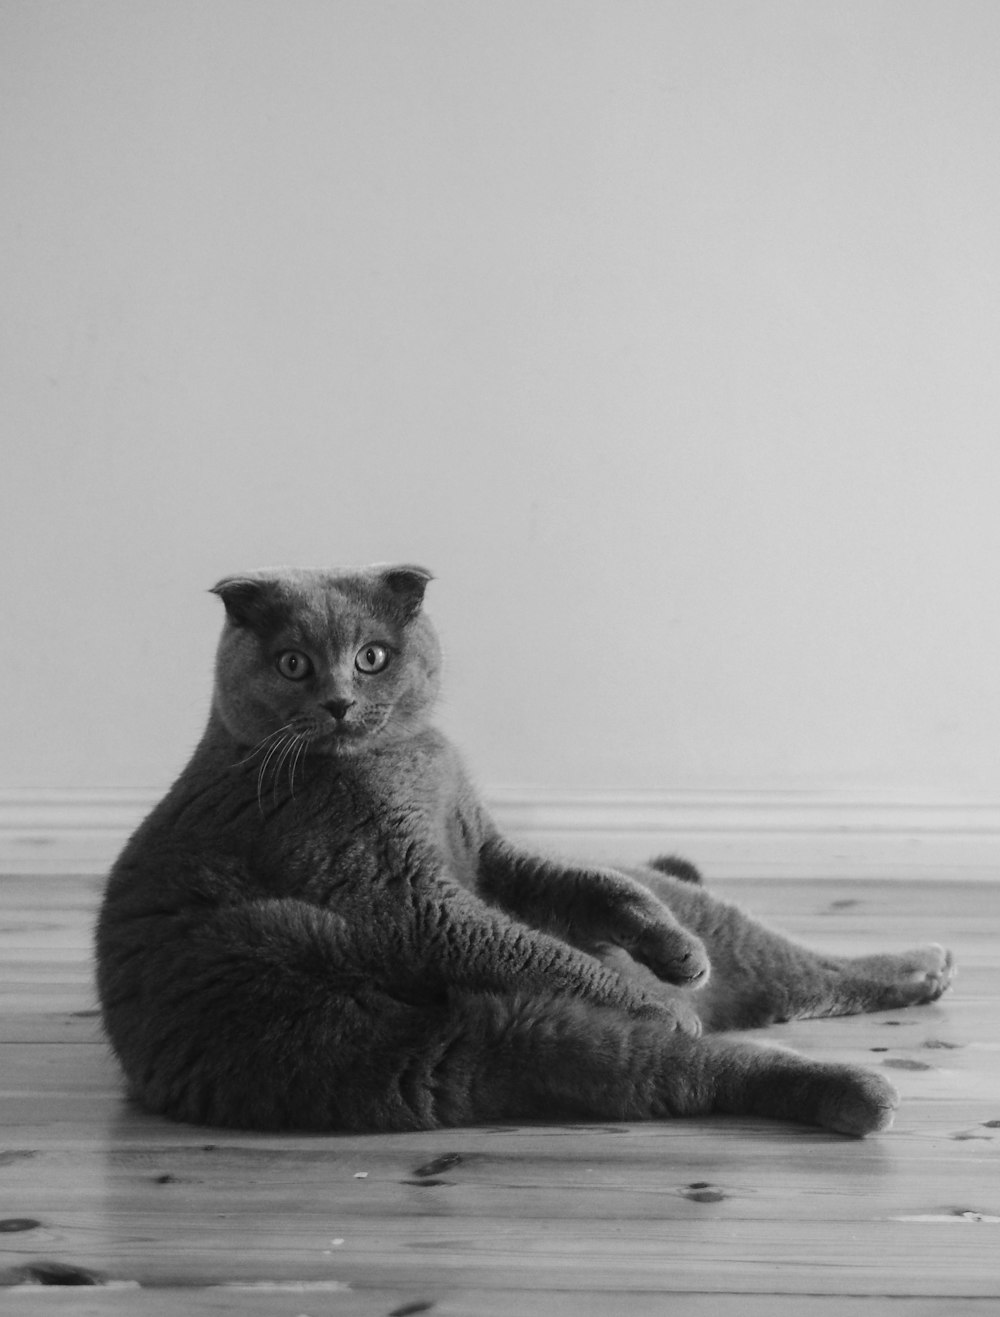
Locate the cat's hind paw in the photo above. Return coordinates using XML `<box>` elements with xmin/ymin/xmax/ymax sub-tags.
<box><xmin>901</xmin><ymin>943</ymin><xmax>955</xmax><ymax>1003</ymax></box>
<box><xmin>815</xmin><ymin>1067</ymin><xmax>899</xmax><ymax>1137</ymax></box>
<box><xmin>847</xmin><ymin>942</ymin><xmax>955</xmax><ymax>1009</ymax></box>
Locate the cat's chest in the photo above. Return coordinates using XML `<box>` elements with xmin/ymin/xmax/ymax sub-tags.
<box><xmin>259</xmin><ymin>734</ymin><xmax>483</xmax><ymax>896</ymax></box>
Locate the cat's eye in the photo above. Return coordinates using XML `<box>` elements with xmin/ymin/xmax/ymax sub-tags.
<box><xmin>355</xmin><ymin>643</ymin><xmax>389</xmax><ymax>675</ymax></box>
<box><xmin>275</xmin><ymin>650</ymin><xmax>313</xmax><ymax>681</ymax></box>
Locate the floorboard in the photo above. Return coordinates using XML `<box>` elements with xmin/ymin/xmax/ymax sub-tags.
<box><xmin>1</xmin><ymin>874</ymin><xmax>999</xmax><ymax>1313</ymax></box>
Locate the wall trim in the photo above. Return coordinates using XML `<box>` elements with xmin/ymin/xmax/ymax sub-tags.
<box><xmin>2</xmin><ymin>787</ymin><xmax>999</xmax><ymax>879</ymax></box>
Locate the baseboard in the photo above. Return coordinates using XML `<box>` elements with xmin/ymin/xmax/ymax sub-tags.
<box><xmin>486</xmin><ymin>789</ymin><xmax>1000</xmax><ymax>879</ymax></box>
<box><xmin>2</xmin><ymin>787</ymin><xmax>999</xmax><ymax>879</ymax></box>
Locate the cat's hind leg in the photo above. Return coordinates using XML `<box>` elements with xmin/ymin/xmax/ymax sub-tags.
<box><xmin>628</xmin><ymin>865</ymin><xmax>955</xmax><ymax>1031</ymax></box>
<box><xmin>444</xmin><ymin>996</ymin><xmax>900</xmax><ymax>1137</ymax></box>
<box><xmin>696</xmin><ymin>936</ymin><xmax>956</xmax><ymax>1028</ymax></box>
<box><xmin>294</xmin><ymin>984</ymin><xmax>900</xmax><ymax>1136</ymax></box>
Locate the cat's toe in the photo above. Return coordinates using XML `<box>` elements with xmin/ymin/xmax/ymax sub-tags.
<box><xmin>817</xmin><ymin>1069</ymin><xmax>899</xmax><ymax>1138</ymax></box>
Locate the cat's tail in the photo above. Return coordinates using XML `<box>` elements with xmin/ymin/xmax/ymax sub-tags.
<box><xmin>648</xmin><ymin>854</ymin><xmax>703</xmax><ymax>884</ymax></box>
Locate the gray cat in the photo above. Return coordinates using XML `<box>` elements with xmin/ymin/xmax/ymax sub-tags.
<box><xmin>96</xmin><ymin>565</ymin><xmax>953</xmax><ymax>1135</ymax></box>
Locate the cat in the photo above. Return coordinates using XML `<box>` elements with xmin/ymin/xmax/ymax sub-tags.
<box><xmin>95</xmin><ymin>565</ymin><xmax>954</xmax><ymax>1137</ymax></box>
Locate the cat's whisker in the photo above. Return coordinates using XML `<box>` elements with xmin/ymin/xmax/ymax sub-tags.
<box><xmin>288</xmin><ymin>735</ymin><xmax>308</xmax><ymax>799</ymax></box>
<box><xmin>236</xmin><ymin>723</ymin><xmax>296</xmax><ymax>768</ymax></box>
<box><xmin>271</xmin><ymin>733</ymin><xmax>300</xmax><ymax>804</ymax></box>
<box><xmin>256</xmin><ymin>732</ymin><xmax>292</xmax><ymax>811</ymax></box>
<box><xmin>241</xmin><ymin>726</ymin><xmax>287</xmax><ymax>769</ymax></box>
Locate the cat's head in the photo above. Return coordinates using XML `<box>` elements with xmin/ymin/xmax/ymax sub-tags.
<box><xmin>208</xmin><ymin>564</ymin><xmax>440</xmax><ymax>755</ymax></box>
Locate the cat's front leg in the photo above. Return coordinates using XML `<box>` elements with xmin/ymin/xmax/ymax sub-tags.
<box><xmin>362</xmin><ymin>871</ymin><xmax>699</xmax><ymax>1036</ymax></box>
<box><xmin>477</xmin><ymin>836</ymin><xmax>710</xmax><ymax>988</ymax></box>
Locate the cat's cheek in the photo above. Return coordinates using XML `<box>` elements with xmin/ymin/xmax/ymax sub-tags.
<box><xmin>212</xmin><ymin>691</ymin><xmax>268</xmax><ymax>744</ymax></box>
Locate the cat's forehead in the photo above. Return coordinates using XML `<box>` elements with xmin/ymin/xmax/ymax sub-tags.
<box><xmin>241</xmin><ymin>565</ymin><xmax>366</xmax><ymax>592</ymax></box>
<box><xmin>297</xmin><ymin>586</ymin><xmax>390</xmax><ymax>646</ymax></box>
<box><xmin>218</xmin><ymin>564</ymin><xmax>429</xmax><ymax>641</ymax></box>
<box><xmin>257</xmin><ymin>569</ymin><xmax>389</xmax><ymax>630</ymax></box>
<box><xmin>235</xmin><ymin>565</ymin><xmax>419</xmax><ymax>595</ymax></box>
<box><xmin>212</xmin><ymin>563</ymin><xmax>432</xmax><ymax>641</ymax></box>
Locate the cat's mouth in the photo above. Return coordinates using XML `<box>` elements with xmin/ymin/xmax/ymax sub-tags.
<box><xmin>329</xmin><ymin>723</ymin><xmax>366</xmax><ymax>741</ymax></box>
<box><xmin>310</xmin><ymin>720</ymin><xmax>371</xmax><ymax>752</ymax></box>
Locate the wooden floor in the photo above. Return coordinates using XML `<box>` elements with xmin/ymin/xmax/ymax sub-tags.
<box><xmin>1</xmin><ymin>873</ymin><xmax>999</xmax><ymax>1315</ymax></box>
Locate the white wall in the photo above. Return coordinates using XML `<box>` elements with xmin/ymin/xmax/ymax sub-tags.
<box><xmin>3</xmin><ymin>1</ymin><xmax>1000</xmax><ymax>811</ymax></box>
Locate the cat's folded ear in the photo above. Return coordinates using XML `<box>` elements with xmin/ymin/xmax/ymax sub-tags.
<box><xmin>210</xmin><ymin>576</ymin><xmax>280</xmax><ymax>629</ymax></box>
<box><xmin>377</xmin><ymin>565</ymin><xmax>434</xmax><ymax>621</ymax></box>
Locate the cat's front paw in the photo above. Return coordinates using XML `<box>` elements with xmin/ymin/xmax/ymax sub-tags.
<box><xmin>590</xmin><ymin>874</ymin><xmax>710</xmax><ymax>987</ymax></box>
<box><xmin>628</xmin><ymin>916</ymin><xmax>710</xmax><ymax>988</ymax></box>
<box><xmin>636</xmin><ymin>994</ymin><xmax>703</xmax><ymax>1037</ymax></box>
<box><xmin>597</xmin><ymin>945</ymin><xmax>704</xmax><ymax>1034</ymax></box>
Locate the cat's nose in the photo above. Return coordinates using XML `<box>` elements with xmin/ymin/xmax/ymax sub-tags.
<box><xmin>322</xmin><ymin>698</ymin><xmax>355</xmax><ymax>721</ymax></box>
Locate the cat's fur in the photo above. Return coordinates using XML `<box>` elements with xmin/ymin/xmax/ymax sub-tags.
<box><xmin>96</xmin><ymin>565</ymin><xmax>954</xmax><ymax>1137</ymax></box>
